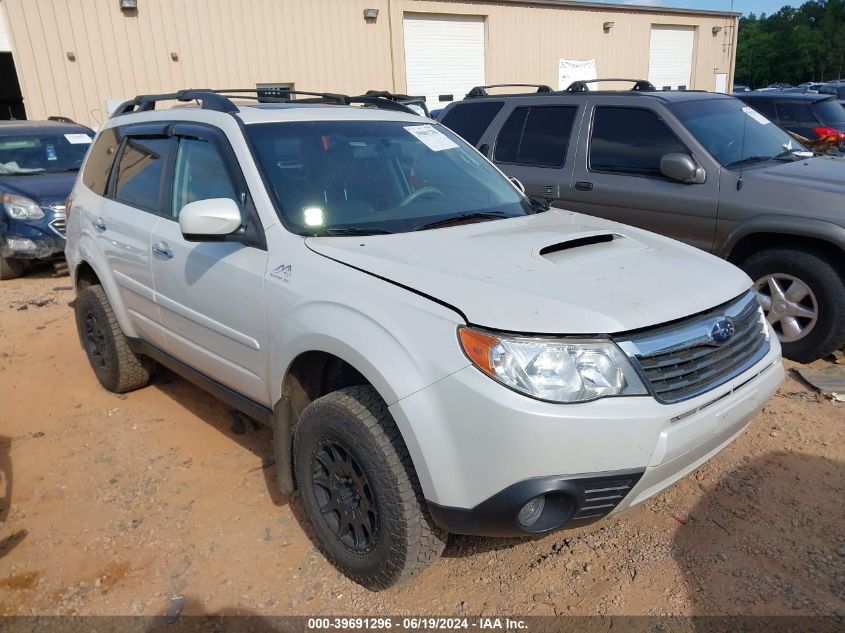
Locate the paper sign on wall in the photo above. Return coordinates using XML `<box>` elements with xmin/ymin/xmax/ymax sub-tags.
<box><xmin>559</xmin><ymin>59</ymin><xmax>597</xmax><ymax>91</ymax></box>
<box><xmin>405</xmin><ymin>124</ymin><xmax>459</xmax><ymax>152</ymax></box>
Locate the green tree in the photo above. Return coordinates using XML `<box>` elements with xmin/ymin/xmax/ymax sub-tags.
<box><xmin>736</xmin><ymin>0</ymin><xmax>845</xmax><ymax>87</ymax></box>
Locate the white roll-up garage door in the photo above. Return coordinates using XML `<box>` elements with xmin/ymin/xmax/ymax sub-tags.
<box><xmin>403</xmin><ymin>14</ymin><xmax>485</xmax><ymax>109</ymax></box>
<box><xmin>648</xmin><ymin>25</ymin><xmax>695</xmax><ymax>91</ymax></box>
<box><xmin>0</xmin><ymin>4</ymin><xmax>12</xmax><ymax>52</ymax></box>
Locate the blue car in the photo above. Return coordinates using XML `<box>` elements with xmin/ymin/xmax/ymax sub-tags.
<box><xmin>0</xmin><ymin>119</ymin><xmax>94</xmax><ymax>279</ymax></box>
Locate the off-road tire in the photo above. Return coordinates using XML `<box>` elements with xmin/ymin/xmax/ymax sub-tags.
<box><xmin>293</xmin><ymin>385</ymin><xmax>447</xmax><ymax>590</ymax></box>
<box><xmin>741</xmin><ymin>248</ymin><xmax>845</xmax><ymax>363</ymax></box>
<box><xmin>0</xmin><ymin>256</ymin><xmax>25</xmax><ymax>280</ymax></box>
<box><xmin>74</xmin><ymin>285</ymin><xmax>151</xmax><ymax>393</ymax></box>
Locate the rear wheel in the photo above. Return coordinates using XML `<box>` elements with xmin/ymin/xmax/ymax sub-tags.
<box><xmin>74</xmin><ymin>285</ymin><xmax>151</xmax><ymax>393</ymax></box>
<box><xmin>293</xmin><ymin>385</ymin><xmax>446</xmax><ymax>589</ymax></box>
<box><xmin>0</xmin><ymin>256</ymin><xmax>26</xmax><ymax>280</ymax></box>
<box><xmin>741</xmin><ymin>248</ymin><xmax>845</xmax><ymax>362</ymax></box>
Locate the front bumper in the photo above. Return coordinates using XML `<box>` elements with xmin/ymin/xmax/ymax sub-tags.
<box><xmin>390</xmin><ymin>339</ymin><xmax>783</xmax><ymax>537</ymax></box>
<box><xmin>1</xmin><ymin>233</ymin><xmax>65</xmax><ymax>259</ymax></box>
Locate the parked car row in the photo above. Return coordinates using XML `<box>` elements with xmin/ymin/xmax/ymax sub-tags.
<box><xmin>438</xmin><ymin>80</ymin><xmax>845</xmax><ymax>363</ymax></box>
<box><xmin>56</xmin><ymin>87</ymin><xmax>787</xmax><ymax>589</ymax></box>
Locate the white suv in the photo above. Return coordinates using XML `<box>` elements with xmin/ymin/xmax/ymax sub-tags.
<box><xmin>65</xmin><ymin>89</ymin><xmax>784</xmax><ymax>589</ymax></box>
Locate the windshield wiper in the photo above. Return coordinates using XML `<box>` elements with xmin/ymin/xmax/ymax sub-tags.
<box><xmin>412</xmin><ymin>211</ymin><xmax>512</xmax><ymax>232</ymax></box>
<box><xmin>725</xmin><ymin>156</ymin><xmax>774</xmax><ymax>169</ymax></box>
<box><xmin>311</xmin><ymin>227</ymin><xmax>394</xmax><ymax>237</ymax></box>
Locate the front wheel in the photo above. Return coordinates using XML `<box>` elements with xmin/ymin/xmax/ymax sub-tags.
<box><xmin>293</xmin><ymin>385</ymin><xmax>446</xmax><ymax>590</ymax></box>
<box><xmin>0</xmin><ymin>256</ymin><xmax>26</xmax><ymax>280</ymax></box>
<box><xmin>74</xmin><ymin>285</ymin><xmax>151</xmax><ymax>392</ymax></box>
<box><xmin>741</xmin><ymin>248</ymin><xmax>845</xmax><ymax>362</ymax></box>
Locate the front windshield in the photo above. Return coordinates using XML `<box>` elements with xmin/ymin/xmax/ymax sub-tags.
<box><xmin>0</xmin><ymin>132</ymin><xmax>92</xmax><ymax>175</ymax></box>
<box><xmin>668</xmin><ymin>99</ymin><xmax>807</xmax><ymax>168</ymax></box>
<box><xmin>245</xmin><ymin>120</ymin><xmax>531</xmax><ymax>235</ymax></box>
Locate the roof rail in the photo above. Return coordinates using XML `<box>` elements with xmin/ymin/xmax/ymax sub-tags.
<box><xmin>47</xmin><ymin>115</ymin><xmax>77</xmax><ymax>123</ymax></box>
<box><xmin>109</xmin><ymin>88</ymin><xmax>418</xmax><ymax>118</ymax></box>
<box><xmin>466</xmin><ymin>84</ymin><xmax>554</xmax><ymax>98</ymax></box>
<box><xmin>364</xmin><ymin>90</ymin><xmax>426</xmax><ymax>102</ymax></box>
<box><xmin>110</xmin><ymin>90</ymin><xmax>239</xmax><ymax>118</ymax></box>
<box><xmin>566</xmin><ymin>78</ymin><xmax>656</xmax><ymax>92</ymax></box>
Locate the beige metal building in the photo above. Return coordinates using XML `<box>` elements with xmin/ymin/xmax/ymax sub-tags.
<box><xmin>0</xmin><ymin>0</ymin><xmax>738</xmax><ymax>128</ymax></box>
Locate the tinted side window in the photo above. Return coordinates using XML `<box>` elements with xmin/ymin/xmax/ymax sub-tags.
<box><xmin>590</xmin><ymin>107</ymin><xmax>687</xmax><ymax>177</ymax></box>
<box><xmin>746</xmin><ymin>99</ymin><xmax>776</xmax><ymax>119</ymax></box>
<box><xmin>495</xmin><ymin>106</ymin><xmax>576</xmax><ymax>167</ymax></box>
<box><xmin>494</xmin><ymin>107</ymin><xmax>528</xmax><ymax>163</ymax></box>
<box><xmin>440</xmin><ymin>101</ymin><xmax>504</xmax><ymax>145</ymax></box>
<box><xmin>775</xmin><ymin>101</ymin><xmax>815</xmax><ymax>126</ymax></box>
<box><xmin>172</xmin><ymin>137</ymin><xmax>241</xmax><ymax>219</ymax></box>
<box><xmin>114</xmin><ymin>137</ymin><xmax>170</xmax><ymax>212</ymax></box>
<box><xmin>518</xmin><ymin>106</ymin><xmax>576</xmax><ymax>167</ymax></box>
<box><xmin>82</xmin><ymin>127</ymin><xmax>121</xmax><ymax>195</ymax></box>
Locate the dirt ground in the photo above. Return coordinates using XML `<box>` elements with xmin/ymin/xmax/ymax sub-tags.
<box><xmin>0</xmin><ymin>270</ymin><xmax>843</xmax><ymax>618</ymax></box>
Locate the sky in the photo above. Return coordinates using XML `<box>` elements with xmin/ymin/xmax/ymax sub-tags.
<box><xmin>613</xmin><ymin>0</ymin><xmax>794</xmax><ymax>16</ymax></box>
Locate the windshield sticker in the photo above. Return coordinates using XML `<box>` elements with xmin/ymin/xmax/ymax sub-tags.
<box><xmin>404</xmin><ymin>124</ymin><xmax>458</xmax><ymax>152</ymax></box>
<box><xmin>64</xmin><ymin>133</ymin><xmax>93</xmax><ymax>144</ymax></box>
<box><xmin>741</xmin><ymin>107</ymin><xmax>769</xmax><ymax>125</ymax></box>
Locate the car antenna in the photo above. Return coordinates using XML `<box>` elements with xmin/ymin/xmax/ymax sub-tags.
<box><xmin>737</xmin><ymin>101</ymin><xmax>748</xmax><ymax>191</ymax></box>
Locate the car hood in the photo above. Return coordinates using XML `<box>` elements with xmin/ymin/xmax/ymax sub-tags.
<box><xmin>0</xmin><ymin>172</ymin><xmax>77</xmax><ymax>204</ymax></box>
<box><xmin>306</xmin><ymin>209</ymin><xmax>752</xmax><ymax>334</ymax></box>
<box><xmin>735</xmin><ymin>156</ymin><xmax>845</xmax><ymax>224</ymax></box>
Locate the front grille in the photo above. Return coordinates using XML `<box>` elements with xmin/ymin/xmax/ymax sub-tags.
<box><xmin>47</xmin><ymin>205</ymin><xmax>67</xmax><ymax>237</ymax></box>
<box><xmin>621</xmin><ymin>292</ymin><xmax>770</xmax><ymax>404</ymax></box>
<box><xmin>571</xmin><ymin>471</ymin><xmax>643</xmax><ymax>522</ymax></box>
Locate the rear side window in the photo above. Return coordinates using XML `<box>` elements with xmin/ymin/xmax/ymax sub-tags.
<box><xmin>589</xmin><ymin>107</ymin><xmax>687</xmax><ymax>177</ymax></box>
<box><xmin>745</xmin><ymin>99</ymin><xmax>776</xmax><ymax>119</ymax></box>
<box><xmin>440</xmin><ymin>101</ymin><xmax>504</xmax><ymax>145</ymax></box>
<box><xmin>494</xmin><ymin>105</ymin><xmax>576</xmax><ymax>167</ymax></box>
<box><xmin>82</xmin><ymin>127</ymin><xmax>120</xmax><ymax>195</ymax></box>
<box><xmin>775</xmin><ymin>101</ymin><xmax>816</xmax><ymax>127</ymax></box>
<box><xmin>114</xmin><ymin>137</ymin><xmax>170</xmax><ymax>212</ymax></box>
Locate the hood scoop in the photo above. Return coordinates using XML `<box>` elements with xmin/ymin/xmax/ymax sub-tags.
<box><xmin>538</xmin><ymin>232</ymin><xmax>646</xmax><ymax>266</ymax></box>
<box><xmin>539</xmin><ymin>233</ymin><xmax>615</xmax><ymax>255</ymax></box>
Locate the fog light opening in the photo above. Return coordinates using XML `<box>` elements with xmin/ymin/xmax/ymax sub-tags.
<box><xmin>517</xmin><ymin>495</ymin><xmax>546</xmax><ymax>527</ymax></box>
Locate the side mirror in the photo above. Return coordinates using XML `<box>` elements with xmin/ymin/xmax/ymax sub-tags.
<box><xmin>510</xmin><ymin>177</ymin><xmax>526</xmax><ymax>193</ymax></box>
<box><xmin>660</xmin><ymin>153</ymin><xmax>706</xmax><ymax>184</ymax></box>
<box><xmin>179</xmin><ymin>198</ymin><xmax>242</xmax><ymax>240</ymax></box>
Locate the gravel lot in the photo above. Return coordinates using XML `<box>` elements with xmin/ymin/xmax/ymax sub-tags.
<box><xmin>1</xmin><ymin>271</ymin><xmax>843</xmax><ymax>618</ymax></box>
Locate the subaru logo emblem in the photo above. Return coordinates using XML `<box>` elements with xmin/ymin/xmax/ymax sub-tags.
<box><xmin>710</xmin><ymin>318</ymin><xmax>736</xmax><ymax>344</ymax></box>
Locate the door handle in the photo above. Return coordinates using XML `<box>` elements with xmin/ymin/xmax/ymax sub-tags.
<box><xmin>152</xmin><ymin>242</ymin><xmax>173</xmax><ymax>259</ymax></box>
<box><xmin>92</xmin><ymin>217</ymin><xmax>107</xmax><ymax>232</ymax></box>
<box><xmin>575</xmin><ymin>181</ymin><xmax>594</xmax><ymax>192</ymax></box>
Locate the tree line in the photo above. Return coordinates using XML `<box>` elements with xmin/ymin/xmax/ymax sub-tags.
<box><xmin>735</xmin><ymin>0</ymin><xmax>845</xmax><ymax>87</ymax></box>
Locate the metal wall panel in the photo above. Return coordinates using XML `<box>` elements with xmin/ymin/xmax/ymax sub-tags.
<box><xmin>2</xmin><ymin>0</ymin><xmax>737</xmax><ymax>127</ymax></box>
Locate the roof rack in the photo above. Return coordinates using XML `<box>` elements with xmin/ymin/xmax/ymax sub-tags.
<box><xmin>466</xmin><ymin>84</ymin><xmax>554</xmax><ymax>98</ymax></box>
<box><xmin>364</xmin><ymin>90</ymin><xmax>426</xmax><ymax>102</ymax></box>
<box><xmin>566</xmin><ymin>78</ymin><xmax>656</xmax><ymax>92</ymax></box>
<box><xmin>110</xmin><ymin>89</ymin><xmax>418</xmax><ymax>118</ymax></box>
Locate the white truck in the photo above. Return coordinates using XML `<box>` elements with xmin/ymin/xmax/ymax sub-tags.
<box><xmin>65</xmin><ymin>89</ymin><xmax>783</xmax><ymax>589</ymax></box>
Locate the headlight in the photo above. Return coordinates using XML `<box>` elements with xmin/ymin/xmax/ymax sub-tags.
<box><xmin>458</xmin><ymin>327</ymin><xmax>647</xmax><ymax>403</ymax></box>
<box><xmin>3</xmin><ymin>194</ymin><xmax>44</xmax><ymax>220</ymax></box>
